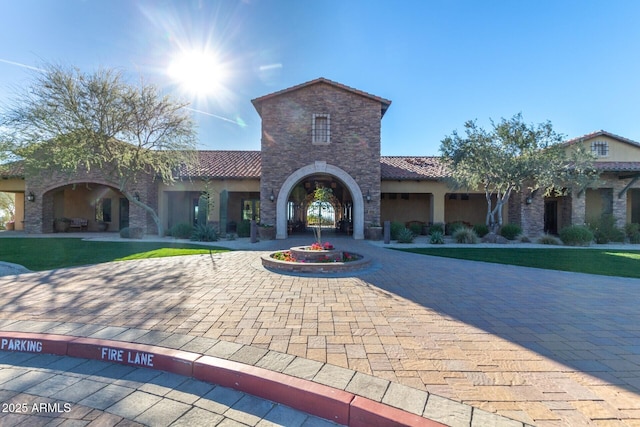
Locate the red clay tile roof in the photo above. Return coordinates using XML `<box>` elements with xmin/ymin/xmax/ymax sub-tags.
<box><xmin>175</xmin><ymin>152</ymin><xmax>449</xmax><ymax>180</ymax></box>
<box><xmin>177</xmin><ymin>151</ymin><xmax>261</xmax><ymax>179</ymax></box>
<box><xmin>380</xmin><ymin>156</ymin><xmax>448</xmax><ymax>180</ymax></box>
<box><xmin>594</xmin><ymin>162</ymin><xmax>640</xmax><ymax>172</ymax></box>
<box><xmin>0</xmin><ymin>161</ymin><xmax>24</xmax><ymax>178</ymax></box>
<box><xmin>251</xmin><ymin>77</ymin><xmax>392</xmax><ymax>117</ymax></box>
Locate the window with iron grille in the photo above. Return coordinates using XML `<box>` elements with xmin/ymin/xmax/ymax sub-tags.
<box><xmin>312</xmin><ymin>114</ymin><xmax>330</xmax><ymax>144</ymax></box>
<box><xmin>591</xmin><ymin>140</ymin><xmax>609</xmax><ymax>157</ymax></box>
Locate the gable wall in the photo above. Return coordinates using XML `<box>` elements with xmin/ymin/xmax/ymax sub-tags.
<box><xmin>570</xmin><ymin>135</ymin><xmax>640</xmax><ymax>162</ymax></box>
<box><xmin>259</xmin><ymin>83</ymin><xmax>382</xmax><ymax>227</ymax></box>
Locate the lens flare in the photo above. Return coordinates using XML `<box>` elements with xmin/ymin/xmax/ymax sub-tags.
<box><xmin>168</xmin><ymin>49</ymin><xmax>227</xmax><ymax>97</ymax></box>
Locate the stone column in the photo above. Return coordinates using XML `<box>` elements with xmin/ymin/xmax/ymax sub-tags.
<box><xmin>520</xmin><ymin>191</ymin><xmax>544</xmax><ymax>237</ymax></box>
<box><xmin>612</xmin><ymin>178</ymin><xmax>629</xmax><ymax>227</ymax></box>
<box><xmin>571</xmin><ymin>191</ymin><xmax>586</xmax><ymax>226</ymax></box>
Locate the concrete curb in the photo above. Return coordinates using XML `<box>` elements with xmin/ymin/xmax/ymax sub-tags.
<box><xmin>0</xmin><ymin>330</ymin><xmax>446</xmax><ymax>427</ymax></box>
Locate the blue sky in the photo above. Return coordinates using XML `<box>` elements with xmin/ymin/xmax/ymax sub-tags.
<box><xmin>1</xmin><ymin>0</ymin><xmax>639</xmax><ymax>156</ymax></box>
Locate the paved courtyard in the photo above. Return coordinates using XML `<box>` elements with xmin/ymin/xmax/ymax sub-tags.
<box><xmin>0</xmin><ymin>235</ymin><xmax>638</xmax><ymax>426</ymax></box>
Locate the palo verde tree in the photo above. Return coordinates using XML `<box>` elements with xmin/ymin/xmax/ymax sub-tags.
<box><xmin>440</xmin><ymin>113</ymin><xmax>597</xmax><ymax>231</ymax></box>
<box><xmin>0</xmin><ymin>63</ymin><xmax>197</xmax><ymax>236</ymax></box>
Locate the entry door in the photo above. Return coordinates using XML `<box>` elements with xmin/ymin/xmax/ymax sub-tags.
<box><xmin>119</xmin><ymin>198</ymin><xmax>130</xmax><ymax>230</ymax></box>
<box><xmin>544</xmin><ymin>200</ymin><xmax>558</xmax><ymax>235</ymax></box>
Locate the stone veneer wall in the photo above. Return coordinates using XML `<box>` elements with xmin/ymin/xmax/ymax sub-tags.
<box><xmin>609</xmin><ymin>173</ymin><xmax>629</xmax><ymax>228</ymax></box>
<box><xmin>508</xmin><ymin>191</ymin><xmax>545</xmax><ymax>237</ymax></box>
<box><xmin>258</xmin><ymin>82</ymin><xmax>382</xmax><ymax>232</ymax></box>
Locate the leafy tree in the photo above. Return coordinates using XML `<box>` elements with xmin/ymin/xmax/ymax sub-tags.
<box><xmin>440</xmin><ymin>113</ymin><xmax>597</xmax><ymax>230</ymax></box>
<box><xmin>311</xmin><ymin>185</ymin><xmax>333</xmax><ymax>245</ymax></box>
<box><xmin>0</xmin><ymin>64</ymin><xmax>197</xmax><ymax>236</ymax></box>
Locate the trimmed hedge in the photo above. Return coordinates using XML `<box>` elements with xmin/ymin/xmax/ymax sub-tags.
<box><xmin>169</xmin><ymin>223</ymin><xmax>193</xmax><ymax>239</ymax></box>
<box><xmin>500</xmin><ymin>224</ymin><xmax>522</xmax><ymax>240</ymax></box>
<box><xmin>119</xmin><ymin>227</ymin><xmax>143</xmax><ymax>239</ymax></box>
<box><xmin>472</xmin><ymin>224</ymin><xmax>490</xmax><ymax>238</ymax></box>
<box><xmin>559</xmin><ymin>225</ymin><xmax>593</xmax><ymax>246</ymax></box>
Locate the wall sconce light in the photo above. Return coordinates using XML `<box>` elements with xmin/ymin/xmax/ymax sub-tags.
<box><xmin>269</xmin><ymin>189</ymin><xmax>275</xmax><ymax>202</ymax></box>
<box><xmin>26</xmin><ymin>192</ymin><xmax>35</xmax><ymax>202</ymax></box>
<box><xmin>134</xmin><ymin>192</ymin><xmax>140</xmax><ymax>202</ymax></box>
<box><xmin>366</xmin><ymin>190</ymin><xmax>371</xmax><ymax>203</ymax></box>
<box><xmin>525</xmin><ymin>196</ymin><xmax>533</xmax><ymax>205</ymax></box>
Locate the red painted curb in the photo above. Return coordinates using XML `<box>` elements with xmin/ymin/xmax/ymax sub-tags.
<box><xmin>194</xmin><ymin>355</ymin><xmax>352</xmax><ymax>425</ymax></box>
<box><xmin>350</xmin><ymin>396</ymin><xmax>447</xmax><ymax>427</ymax></box>
<box><xmin>0</xmin><ymin>331</ymin><xmax>72</xmax><ymax>355</ymax></box>
<box><xmin>0</xmin><ymin>332</ymin><xmax>447</xmax><ymax>427</ymax></box>
<box><xmin>67</xmin><ymin>337</ymin><xmax>199</xmax><ymax>377</ymax></box>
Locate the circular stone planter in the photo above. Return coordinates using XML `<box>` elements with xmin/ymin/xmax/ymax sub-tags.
<box><xmin>261</xmin><ymin>249</ymin><xmax>370</xmax><ymax>274</ymax></box>
<box><xmin>289</xmin><ymin>246</ymin><xmax>344</xmax><ymax>262</ymax></box>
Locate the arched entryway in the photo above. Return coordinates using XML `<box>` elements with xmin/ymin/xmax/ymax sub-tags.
<box><xmin>276</xmin><ymin>162</ymin><xmax>365</xmax><ymax>239</ymax></box>
<box><xmin>41</xmin><ymin>180</ymin><xmax>127</xmax><ymax>233</ymax></box>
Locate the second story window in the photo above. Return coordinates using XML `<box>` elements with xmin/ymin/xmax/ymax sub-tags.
<box><xmin>312</xmin><ymin>114</ymin><xmax>330</xmax><ymax>144</ymax></box>
<box><xmin>591</xmin><ymin>140</ymin><xmax>609</xmax><ymax>157</ymax></box>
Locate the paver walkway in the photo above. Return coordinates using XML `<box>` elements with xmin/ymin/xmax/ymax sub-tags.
<box><xmin>0</xmin><ymin>234</ymin><xmax>638</xmax><ymax>426</ymax></box>
<box><xmin>0</xmin><ymin>350</ymin><xmax>339</xmax><ymax>426</ymax></box>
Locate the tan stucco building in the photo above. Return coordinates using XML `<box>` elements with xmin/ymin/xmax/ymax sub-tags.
<box><xmin>2</xmin><ymin>79</ymin><xmax>640</xmax><ymax>238</ymax></box>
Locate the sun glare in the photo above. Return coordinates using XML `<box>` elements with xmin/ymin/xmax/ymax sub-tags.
<box><xmin>168</xmin><ymin>50</ymin><xmax>226</xmax><ymax>97</ymax></box>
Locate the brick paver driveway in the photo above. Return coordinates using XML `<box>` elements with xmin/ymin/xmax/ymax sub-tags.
<box><xmin>0</xmin><ymin>236</ymin><xmax>638</xmax><ymax>426</ymax></box>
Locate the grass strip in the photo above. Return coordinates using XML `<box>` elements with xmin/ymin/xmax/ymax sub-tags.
<box><xmin>0</xmin><ymin>238</ymin><xmax>229</xmax><ymax>271</ymax></box>
<box><xmin>392</xmin><ymin>247</ymin><xmax>640</xmax><ymax>278</ymax></box>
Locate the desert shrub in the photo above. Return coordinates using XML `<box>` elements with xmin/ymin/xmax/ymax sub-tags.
<box><xmin>453</xmin><ymin>227</ymin><xmax>478</xmax><ymax>244</ymax></box>
<box><xmin>428</xmin><ymin>223</ymin><xmax>444</xmax><ymax>235</ymax></box>
<box><xmin>409</xmin><ymin>223</ymin><xmax>423</xmax><ymax>236</ymax></box>
<box><xmin>191</xmin><ymin>223</ymin><xmax>218</xmax><ymax>242</ymax></box>
<box><xmin>500</xmin><ymin>224</ymin><xmax>522</xmax><ymax>240</ymax></box>
<box><xmin>119</xmin><ymin>227</ymin><xmax>143</xmax><ymax>239</ymax></box>
<box><xmin>430</xmin><ymin>231</ymin><xmax>445</xmax><ymax>244</ymax></box>
<box><xmin>170</xmin><ymin>223</ymin><xmax>193</xmax><ymax>239</ymax></box>
<box><xmin>559</xmin><ymin>225</ymin><xmax>593</xmax><ymax>246</ymax></box>
<box><xmin>588</xmin><ymin>215</ymin><xmax>625</xmax><ymax>244</ymax></box>
<box><xmin>237</xmin><ymin>220</ymin><xmax>251</xmax><ymax>237</ymax></box>
<box><xmin>625</xmin><ymin>223</ymin><xmax>640</xmax><ymax>243</ymax></box>
<box><xmin>472</xmin><ymin>223</ymin><xmax>490</xmax><ymax>238</ymax></box>
<box><xmin>396</xmin><ymin>227</ymin><xmax>415</xmax><ymax>243</ymax></box>
<box><xmin>537</xmin><ymin>234</ymin><xmax>561</xmax><ymax>245</ymax></box>
<box><xmin>390</xmin><ymin>221</ymin><xmax>405</xmax><ymax>240</ymax></box>
<box><xmin>446</xmin><ymin>221</ymin><xmax>466</xmax><ymax>236</ymax></box>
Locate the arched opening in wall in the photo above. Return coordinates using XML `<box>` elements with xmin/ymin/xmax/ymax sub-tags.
<box><xmin>286</xmin><ymin>174</ymin><xmax>354</xmax><ymax>236</ymax></box>
<box><xmin>43</xmin><ymin>182</ymin><xmax>127</xmax><ymax>233</ymax></box>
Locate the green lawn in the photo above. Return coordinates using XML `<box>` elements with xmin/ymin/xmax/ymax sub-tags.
<box><xmin>0</xmin><ymin>238</ymin><xmax>230</xmax><ymax>271</ymax></box>
<box><xmin>392</xmin><ymin>247</ymin><xmax>640</xmax><ymax>278</ymax></box>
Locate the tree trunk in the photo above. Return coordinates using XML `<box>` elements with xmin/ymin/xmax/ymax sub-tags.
<box><xmin>122</xmin><ymin>190</ymin><xmax>164</xmax><ymax>237</ymax></box>
<box><xmin>485</xmin><ymin>190</ymin><xmax>494</xmax><ymax>228</ymax></box>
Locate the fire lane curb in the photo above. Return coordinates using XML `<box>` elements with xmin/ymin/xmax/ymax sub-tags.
<box><xmin>0</xmin><ymin>331</ymin><xmax>446</xmax><ymax>427</ymax></box>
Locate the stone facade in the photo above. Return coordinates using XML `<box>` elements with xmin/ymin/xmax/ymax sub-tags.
<box><xmin>253</xmin><ymin>79</ymin><xmax>388</xmax><ymax>238</ymax></box>
<box><xmin>22</xmin><ymin>165</ymin><xmax>155</xmax><ymax>234</ymax></box>
<box><xmin>9</xmin><ymin>88</ymin><xmax>640</xmax><ymax>240</ymax></box>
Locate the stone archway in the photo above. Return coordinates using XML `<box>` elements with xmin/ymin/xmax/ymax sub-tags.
<box><xmin>38</xmin><ymin>179</ymin><xmax>126</xmax><ymax>233</ymax></box>
<box><xmin>276</xmin><ymin>161</ymin><xmax>365</xmax><ymax>239</ymax></box>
